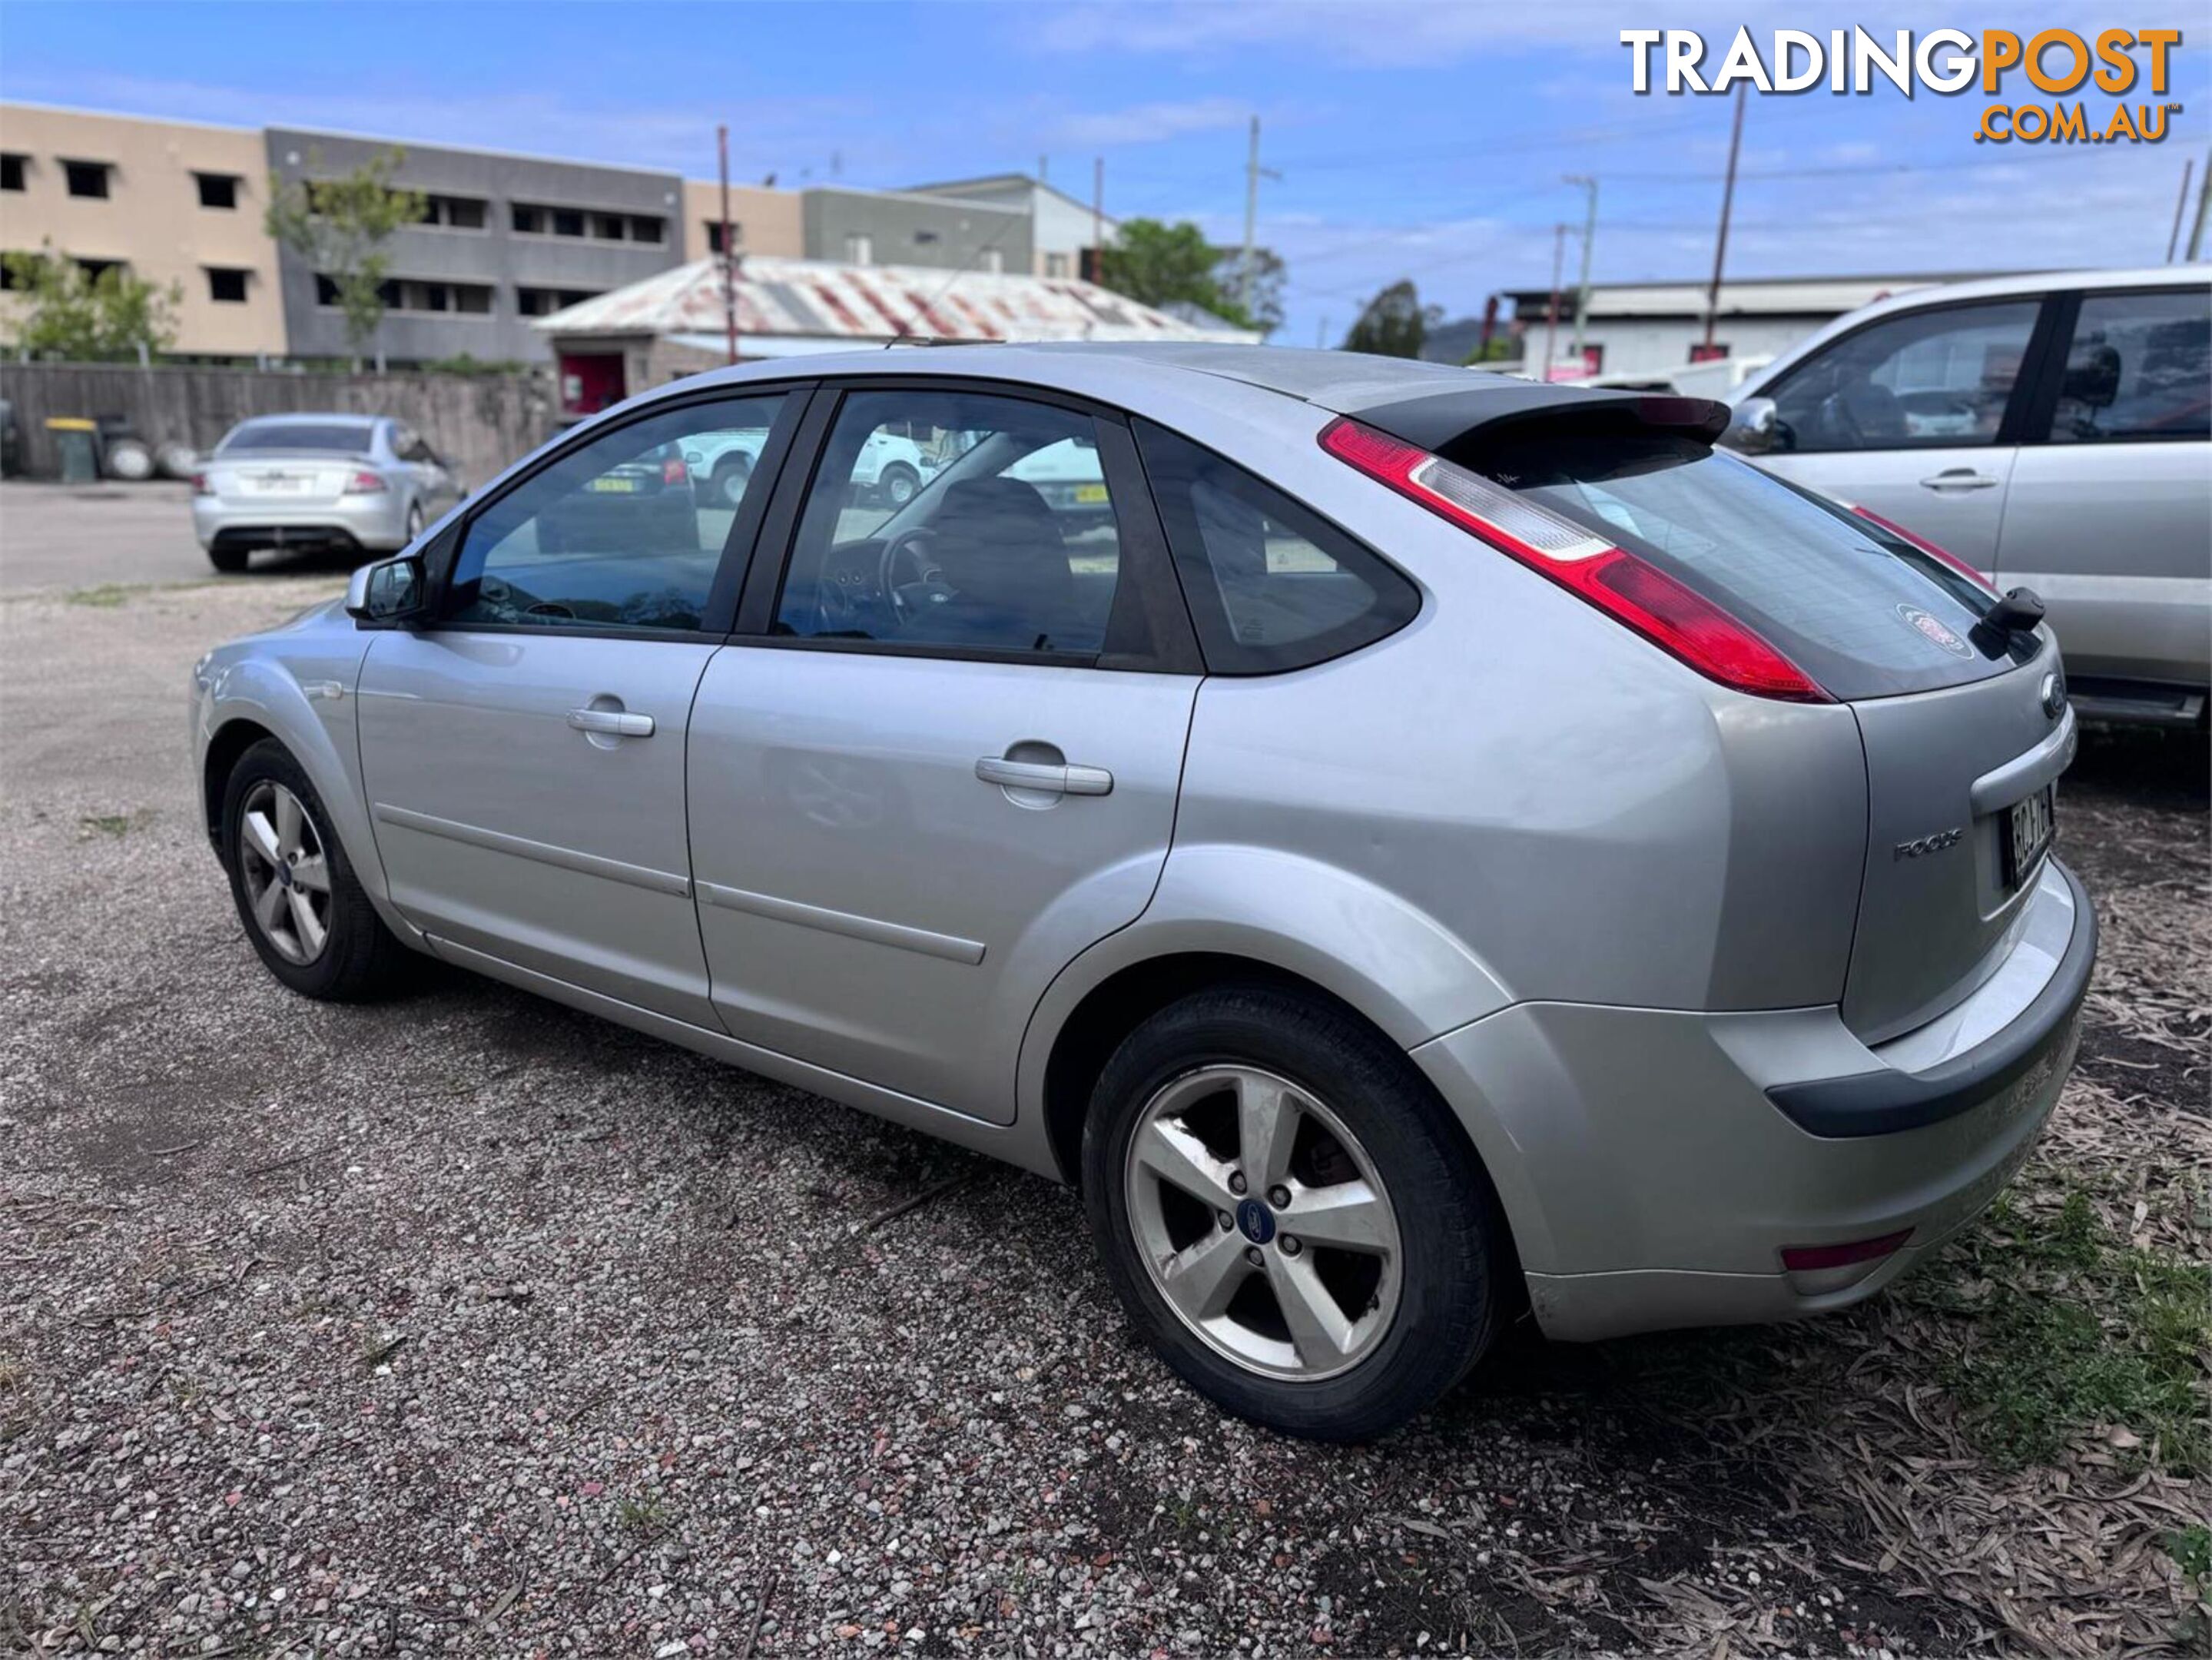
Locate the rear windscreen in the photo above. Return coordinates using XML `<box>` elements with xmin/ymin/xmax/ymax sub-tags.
<box><xmin>1475</xmin><ymin>432</ymin><xmax>2015</xmax><ymax>700</ymax></box>
<box><xmin>221</xmin><ymin>422</ymin><xmax>374</xmax><ymax>454</ymax></box>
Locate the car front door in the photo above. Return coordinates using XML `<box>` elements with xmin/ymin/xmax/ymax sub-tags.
<box><xmin>685</xmin><ymin>383</ymin><xmax>1201</xmax><ymax>1123</ymax></box>
<box><xmin>1994</xmin><ymin>284</ymin><xmax>2212</xmax><ymax>693</ymax></box>
<box><xmin>1749</xmin><ymin>296</ymin><xmax>2048</xmax><ymax>573</ymax></box>
<box><xmin>357</xmin><ymin>390</ymin><xmax>795</xmax><ymax>1025</ymax></box>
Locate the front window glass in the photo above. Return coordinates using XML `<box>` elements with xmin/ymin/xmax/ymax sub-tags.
<box><xmin>2050</xmin><ymin>290</ymin><xmax>2210</xmax><ymax>443</ymax></box>
<box><xmin>775</xmin><ymin>390</ymin><xmax>1123</xmax><ymax>656</ymax></box>
<box><xmin>1767</xmin><ymin>300</ymin><xmax>2038</xmax><ymax>453</ymax></box>
<box><xmin>444</xmin><ymin>395</ymin><xmax>783</xmax><ymax>633</ymax></box>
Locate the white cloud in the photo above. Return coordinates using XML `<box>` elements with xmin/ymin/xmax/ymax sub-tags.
<box><xmin>1051</xmin><ymin>97</ymin><xmax>1248</xmax><ymax>147</ymax></box>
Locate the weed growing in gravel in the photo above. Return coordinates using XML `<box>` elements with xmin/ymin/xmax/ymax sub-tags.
<box><xmin>65</xmin><ymin>583</ymin><xmax>132</xmax><ymax>607</ymax></box>
<box><xmin>78</xmin><ymin>813</ymin><xmax>136</xmax><ymax>838</ymax></box>
<box><xmin>1912</xmin><ymin>1186</ymin><xmax>2210</xmax><ymax>1473</ymax></box>
<box><xmin>615</xmin><ymin>1495</ymin><xmax>669</xmax><ymax>1534</ymax></box>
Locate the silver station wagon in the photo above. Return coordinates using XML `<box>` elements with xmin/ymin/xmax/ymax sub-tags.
<box><xmin>192</xmin><ymin>345</ymin><xmax>2094</xmax><ymax>1440</ymax></box>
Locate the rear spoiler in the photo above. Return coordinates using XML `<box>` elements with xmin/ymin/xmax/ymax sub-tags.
<box><xmin>1343</xmin><ymin>382</ymin><xmax>1731</xmax><ymax>459</ymax></box>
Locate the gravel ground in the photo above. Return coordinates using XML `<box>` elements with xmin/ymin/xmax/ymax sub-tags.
<box><xmin>2</xmin><ymin>563</ymin><xmax>2206</xmax><ymax>1658</ymax></box>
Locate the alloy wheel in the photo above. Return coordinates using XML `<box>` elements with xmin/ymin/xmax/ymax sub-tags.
<box><xmin>237</xmin><ymin>780</ymin><xmax>332</xmax><ymax>964</ymax></box>
<box><xmin>1123</xmin><ymin>1065</ymin><xmax>1402</xmax><ymax>1381</ymax></box>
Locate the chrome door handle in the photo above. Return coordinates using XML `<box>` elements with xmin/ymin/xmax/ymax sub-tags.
<box><xmin>1919</xmin><ymin>470</ymin><xmax>1999</xmax><ymax>491</ymax></box>
<box><xmin>975</xmin><ymin>756</ymin><xmax>1113</xmax><ymax>796</ymax></box>
<box><xmin>567</xmin><ymin>707</ymin><xmax>655</xmax><ymax>738</ymax></box>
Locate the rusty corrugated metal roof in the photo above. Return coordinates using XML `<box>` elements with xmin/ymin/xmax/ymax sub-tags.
<box><xmin>532</xmin><ymin>255</ymin><xmax>1258</xmax><ymax>344</ymax></box>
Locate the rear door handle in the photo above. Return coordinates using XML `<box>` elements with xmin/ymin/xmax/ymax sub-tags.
<box><xmin>975</xmin><ymin>756</ymin><xmax>1113</xmax><ymax>796</ymax></box>
<box><xmin>568</xmin><ymin>707</ymin><xmax>655</xmax><ymax>738</ymax></box>
<box><xmin>1919</xmin><ymin>469</ymin><xmax>2000</xmax><ymax>491</ymax></box>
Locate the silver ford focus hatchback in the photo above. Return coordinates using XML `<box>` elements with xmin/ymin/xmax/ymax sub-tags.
<box><xmin>191</xmin><ymin>345</ymin><xmax>2092</xmax><ymax>1440</ymax></box>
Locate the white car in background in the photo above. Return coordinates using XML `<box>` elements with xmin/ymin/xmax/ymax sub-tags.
<box><xmin>1723</xmin><ymin>268</ymin><xmax>2210</xmax><ymax>728</ymax></box>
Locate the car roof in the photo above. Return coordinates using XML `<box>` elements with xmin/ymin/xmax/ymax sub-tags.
<box><xmin>651</xmin><ymin>340</ymin><xmax>1601</xmax><ymax>426</ymax></box>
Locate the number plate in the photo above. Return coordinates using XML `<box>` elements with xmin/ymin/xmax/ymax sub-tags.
<box><xmin>1073</xmin><ymin>482</ymin><xmax>1109</xmax><ymax>504</ymax></box>
<box><xmin>253</xmin><ymin>472</ymin><xmax>309</xmax><ymax>494</ymax></box>
<box><xmin>2003</xmin><ymin>784</ymin><xmax>2055</xmax><ymax>889</ymax></box>
<box><xmin>586</xmin><ymin>476</ymin><xmax>639</xmax><ymax>494</ymax></box>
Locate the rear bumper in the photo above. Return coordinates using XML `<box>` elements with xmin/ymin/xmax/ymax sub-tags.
<box><xmin>1411</xmin><ymin>858</ymin><xmax>2091</xmax><ymax>1342</ymax></box>
<box><xmin>194</xmin><ymin>495</ymin><xmax>410</xmax><ymax>553</ymax></box>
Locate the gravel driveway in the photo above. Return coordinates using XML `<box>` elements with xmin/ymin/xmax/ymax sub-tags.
<box><xmin>4</xmin><ymin>553</ymin><xmax>2206</xmax><ymax>1656</ymax></box>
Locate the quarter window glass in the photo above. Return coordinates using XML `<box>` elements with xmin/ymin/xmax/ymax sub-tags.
<box><xmin>446</xmin><ymin>395</ymin><xmax>783</xmax><ymax>633</ymax></box>
<box><xmin>1136</xmin><ymin>422</ymin><xmax>1418</xmax><ymax>673</ymax></box>
<box><xmin>775</xmin><ymin>390</ymin><xmax>1122</xmax><ymax>656</ymax></box>
<box><xmin>2049</xmin><ymin>290</ymin><xmax>2210</xmax><ymax>443</ymax></box>
<box><xmin>1767</xmin><ymin>301</ymin><xmax>2038</xmax><ymax>453</ymax></box>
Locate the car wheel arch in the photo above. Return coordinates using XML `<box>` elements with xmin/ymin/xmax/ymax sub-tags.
<box><xmin>202</xmin><ymin>716</ymin><xmax>277</xmax><ymax>847</ymax></box>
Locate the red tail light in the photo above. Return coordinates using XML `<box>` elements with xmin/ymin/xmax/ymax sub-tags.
<box><xmin>1848</xmin><ymin>503</ymin><xmax>1998</xmax><ymax>596</ymax></box>
<box><xmin>1319</xmin><ymin>418</ymin><xmax>1827</xmax><ymax>703</ymax></box>
<box><xmin>191</xmin><ymin>472</ymin><xmax>214</xmax><ymax>496</ymax></box>
<box><xmin>661</xmin><ymin>455</ymin><xmax>688</xmax><ymax>486</ymax></box>
<box><xmin>1781</xmin><ymin>1230</ymin><xmax>1912</xmax><ymax>1272</ymax></box>
<box><xmin>343</xmin><ymin>470</ymin><xmax>388</xmax><ymax>494</ymax></box>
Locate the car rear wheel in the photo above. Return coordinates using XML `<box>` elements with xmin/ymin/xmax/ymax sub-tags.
<box><xmin>221</xmin><ymin>738</ymin><xmax>410</xmax><ymax>1001</ymax></box>
<box><xmin>879</xmin><ymin>463</ymin><xmax>919</xmax><ymax>507</ymax></box>
<box><xmin>207</xmin><ymin>543</ymin><xmax>250</xmax><ymax>574</ymax></box>
<box><xmin>714</xmin><ymin>454</ymin><xmax>752</xmax><ymax>507</ymax></box>
<box><xmin>1083</xmin><ymin>984</ymin><xmax>1510</xmax><ymax>1441</ymax></box>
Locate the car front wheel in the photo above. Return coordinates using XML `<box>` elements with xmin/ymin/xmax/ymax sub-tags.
<box><xmin>1083</xmin><ymin>984</ymin><xmax>1511</xmax><ymax>1442</ymax></box>
<box><xmin>221</xmin><ymin>738</ymin><xmax>410</xmax><ymax>1000</ymax></box>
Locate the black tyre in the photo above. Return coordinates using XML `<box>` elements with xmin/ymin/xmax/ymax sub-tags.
<box><xmin>1083</xmin><ymin>984</ymin><xmax>1509</xmax><ymax>1442</ymax></box>
<box><xmin>207</xmin><ymin>543</ymin><xmax>250</xmax><ymax>574</ymax></box>
<box><xmin>879</xmin><ymin>462</ymin><xmax>919</xmax><ymax>507</ymax></box>
<box><xmin>712</xmin><ymin>453</ymin><xmax>752</xmax><ymax>507</ymax></box>
<box><xmin>220</xmin><ymin>738</ymin><xmax>410</xmax><ymax>1001</ymax></box>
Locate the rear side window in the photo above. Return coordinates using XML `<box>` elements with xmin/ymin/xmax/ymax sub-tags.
<box><xmin>2048</xmin><ymin>289</ymin><xmax>2210</xmax><ymax>443</ymax></box>
<box><xmin>1478</xmin><ymin>431</ymin><xmax>2013</xmax><ymax>699</ymax></box>
<box><xmin>1136</xmin><ymin>421</ymin><xmax>1418</xmax><ymax>673</ymax></box>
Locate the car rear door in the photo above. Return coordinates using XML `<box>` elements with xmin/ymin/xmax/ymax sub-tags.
<box><xmin>685</xmin><ymin>382</ymin><xmax>1201</xmax><ymax>1124</ymax></box>
<box><xmin>1991</xmin><ymin>284</ymin><xmax>2212</xmax><ymax>699</ymax></box>
<box><xmin>356</xmin><ymin>390</ymin><xmax>798</xmax><ymax>1025</ymax></box>
<box><xmin>1749</xmin><ymin>296</ymin><xmax>2052</xmax><ymax>573</ymax></box>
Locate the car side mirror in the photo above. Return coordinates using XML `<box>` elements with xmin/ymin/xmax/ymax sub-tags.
<box><xmin>1720</xmin><ymin>395</ymin><xmax>1779</xmax><ymax>454</ymax></box>
<box><xmin>345</xmin><ymin>553</ymin><xmax>427</xmax><ymax>626</ymax></box>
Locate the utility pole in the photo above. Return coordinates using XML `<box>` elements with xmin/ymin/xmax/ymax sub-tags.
<box><xmin>2187</xmin><ymin>144</ymin><xmax>2211</xmax><ymax>262</ymax></box>
<box><xmin>1702</xmin><ymin>81</ymin><xmax>1747</xmax><ymax>351</ymax></box>
<box><xmin>1092</xmin><ymin>156</ymin><xmax>1104</xmax><ymax>282</ymax></box>
<box><xmin>1543</xmin><ymin>221</ymin><xmax>1567</xmax><ymax>381</ymax></box>
<box><xmin>2166</xmin><ymin>158</ymin><xmax>2194</xmax><ymax>262</ymax></box>
<box><xmin>1564</xmin><ymin>174</ymin><xmax>1598</xmax><ymax>367</ymax></box>
<box><xmin>718</xmin><ymin>124</ymin><xmax>737</xmax><ymax>365</ymax></box>
<box><xmin>1239</xmin><ymin>115</ymin><xmax>1280</xmax><ymax>314</ymax></box>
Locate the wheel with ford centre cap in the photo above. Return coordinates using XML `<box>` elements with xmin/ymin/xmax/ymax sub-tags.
<box><xmin>221</xmin><ymin>738</ymin><xmax>408</xmax><ymax>1001</ymax></box>
<box><xmin>1083</xmin><ymin>984</ymin><xmax>1510</xmax><ymax>1441</ymax></box>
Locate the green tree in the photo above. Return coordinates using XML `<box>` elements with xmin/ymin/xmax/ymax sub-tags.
<box><xmin>1095</xmin><ymin>217</ymin><xmax>1280</xmax><ymax>336</ymax></box>
<box><xmin>1341</xmin><ymin>279</ymin><xmax>1440</xmax><ymax>358</ymax></box>
<box><xmin>0</xmin><ymin>244</ymin><xmax>181</xmax><ymax>360</ymax></box>
<box><xmin>264</xmin><ymin>146</ymin><xmax>426</xmax><ymax>367</ymax></box>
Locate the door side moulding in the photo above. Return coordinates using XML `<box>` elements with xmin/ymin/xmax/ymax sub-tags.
<box><xmin>697</xmin><ymin>881</ymin><xmax>987</xmax><ymax>965</ymax></box>
<box><xmin>371</xmin><ymin>802</ymin><xmax>691</xmax><ymax>897</ymax></box>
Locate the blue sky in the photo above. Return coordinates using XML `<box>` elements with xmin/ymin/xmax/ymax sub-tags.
<box><xmin>5</xmin><ymin>1</ymin><xmax>2206</xmax><ymax>344</ymax></box>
